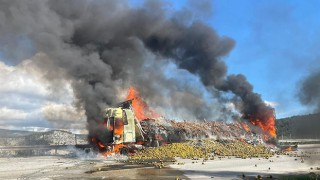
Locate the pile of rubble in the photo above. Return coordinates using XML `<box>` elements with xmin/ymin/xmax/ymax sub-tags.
<box><xmin>169</xmin><ymin>120</ymin><xmax>248</xmax><ymax>139</ymax></box>
<box><xmin>140</xmin><ymin>118</ymin><xmax>256</xmax><ymax>144</ymax></box>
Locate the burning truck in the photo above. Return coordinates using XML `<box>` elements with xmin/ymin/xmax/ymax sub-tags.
<box><xmin>91</xmin><ymin>99</ymin><xmax>187</xmax><ymax>155</ymax></box>
<box><xmin>91</xmin><ymin>100</ymin><xmax>147</xmax><ymax>155</ymax></box>
<box><xmin>88</xmin><ymin>87</ymin><xmax>288</xmax><ymax>156</ymax></box>
<box><xmin>90</xmin><ymin>105</ymin><xmax>282</xmax><ymax>156</ymax></box>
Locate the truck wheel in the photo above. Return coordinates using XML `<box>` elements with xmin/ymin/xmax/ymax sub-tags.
<box><xmin>120</xmin><ymin>147</ymin><xmax>129</xmax><ymax>155</ymax></box>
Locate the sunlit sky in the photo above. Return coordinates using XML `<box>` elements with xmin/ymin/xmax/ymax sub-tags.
<box><xmin>211</xmin><ymin>0</ymin><xmax>320</xmax><ymax>118</ymax></box>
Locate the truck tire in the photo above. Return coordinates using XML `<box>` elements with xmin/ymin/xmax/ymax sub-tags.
<box><xmin>120</xmin><ymin>147</ymin><xmax>129</xmax><ymax>155</ymax></box>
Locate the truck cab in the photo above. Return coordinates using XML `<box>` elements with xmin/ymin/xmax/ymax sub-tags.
<box><xmin>102</xmin><ymin>100</ymin><xmax>145</xmax><ymax>154</ymax></box>
<box><xmin>104</xmin><ymin>107</ymin><xmax>137</xmax><ymax>144</ymax></box>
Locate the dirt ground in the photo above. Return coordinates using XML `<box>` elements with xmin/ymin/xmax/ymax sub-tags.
<box><xmin>0</xmin><ymin>144</ymin><xmax>319</xmax><ymax>180</ymax></box>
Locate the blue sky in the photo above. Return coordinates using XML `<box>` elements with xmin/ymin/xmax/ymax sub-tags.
<box><xmin>148</xmin><ymin>0</ymin><xmax>320</xmax><ymax>118</ymax></box>
<box><xmin>211</xmin><ymin>0</ymin><xmax>320</xmax><ymax>118</ymax></box>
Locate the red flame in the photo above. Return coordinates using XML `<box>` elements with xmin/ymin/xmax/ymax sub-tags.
<box><xmin>126</xmin><ymin>86</ymin><xmax>160</xmax><ymax>121</ymax></box>
<box><xmin>248</xmin><ymin>109</ymin><xmax>277</xmax><ymax>139</ymax></box>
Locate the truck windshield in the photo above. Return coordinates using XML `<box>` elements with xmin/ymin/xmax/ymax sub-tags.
<box><xmin>122</xmin><ymin>110</ymin><xmax>128</xmax><ymax>125</ymax></box>
<box><xmin>108</xmin><ymin>117</ymin><xmax>114</xmax><ymax>130</ymax></box>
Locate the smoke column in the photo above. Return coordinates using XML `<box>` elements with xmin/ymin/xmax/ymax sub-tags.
<box><xmin>299</xmin><ymin>70</ymin><xmax>320</xmax><ymax>112</ymax></box>
<box><xmin>296</xmin><ymin>69</ymin><xmax>320</xmax><ymax>140</ymax></box>
<box><xmin>0</xmin><ymin>0</ymin><xmax>275</xmax><ymax>139</ymax></box>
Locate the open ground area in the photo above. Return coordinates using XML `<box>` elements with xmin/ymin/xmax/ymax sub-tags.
<box><xmin>0</xmin><ymin>144</ymin><xmax>319</xmax><ymax>179</ymax></box>
<box><xmin>170</xmin><ymin>144</ymin><xmax>320</xmax><ymax>179</ymax></box>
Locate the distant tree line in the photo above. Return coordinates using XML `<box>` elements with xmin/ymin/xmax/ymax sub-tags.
<box><xmin>276</xmin><ymin>113</ymin><xmax>320</xmax><ymax>139</ymax></box>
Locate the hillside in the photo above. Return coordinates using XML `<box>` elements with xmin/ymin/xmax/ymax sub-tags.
<box><xmin>0</xmin><ymin>129</ymin><xmax>38</xmax><ymax>138</ymax></box>
<box><xmin>0</xmin><ymin>129</ymin><xmax>88</xmax><ymax>146</ymax></box>
<box><xmin>276</xmin><ymin>113</ymin><xmax>320</xmax><ymax>139</ymax></box>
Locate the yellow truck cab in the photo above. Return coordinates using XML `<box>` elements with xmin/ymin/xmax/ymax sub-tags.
<box><xmin>102</xmin><ymin>100</ymin><xmax>145</xmax><ymax>154</ymax></box>
<box><xmin>104</xmin><ymin>107</ymin><xmax>136</xmax><ymax>144</ymax></box>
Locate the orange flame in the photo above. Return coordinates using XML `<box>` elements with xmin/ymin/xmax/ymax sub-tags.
<box><xmin>284</xmin><ymin>146</ymin><xmax>293</xmax><ymax>152</ymax></box>
<box><xmin>114</xmin><ymin>118</ymin><xmax>124</xmax><ymax>138</ymax></box>
<box><xmin>98</xmin><ymin>141</ymin><xmax>105</xmax><ymax>149</ymax></box>
<box><xmin>241</xmin><ymin>123</ymin><xmax>251</xmax><ymax>133</ymax></box>
<box><xmin>282</xmin><ymin>146</ymin><xmax>296</xmax><ymax>152</ymax></box>
<box><xmin>113</xmin><ymin>144</ymin><xmax>126</xmax><ymax>154</ymax></box>
<box><xmin>91</xmin><ymin>137</ymin><xmax>126</xmax><ymax>156</ymax></box>
<box><xmin>126</xmin><ymin>86</ymin><xmax>160</xmax><ymax>121</ymax></box>
<box><xmin>91</xmin><ymin>137</ymin><xmax>104</xmax><ymax>149</ymax></box>
<box><xmin>248</xmin><ymin>109</ymin><xmax>277</xmax><ymax>139</ymax></box>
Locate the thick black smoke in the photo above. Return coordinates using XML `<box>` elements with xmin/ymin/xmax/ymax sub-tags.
<box><xmin>298</xmin><ymin>69</ymin><xmax>320</xmax><ymax>165</ymax></box>
<box><xmin>299</xmin><ymin>70</ymin><xmax>320</xmax><ymax>112</ymax></box>
<box><xmin>0</xmin><ymin>0</ymin><xmax>274</xmax><ymax>139</ymax></box>
<box><xmin>297</xmin><ymin>69</ymin><xmax>320</xmax><ymax>141</ymax></box>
